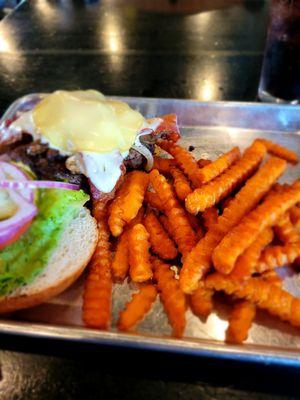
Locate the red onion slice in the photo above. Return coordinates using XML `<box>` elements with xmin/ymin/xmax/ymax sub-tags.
<box><xmin>0</xmin><ymin>166</ymin><xmax>37</xmax><ymax>249</ymax></box>
<box><xmin>0</xmin><ymin>189</ymin><xmax>37</xmax><ymax>232</ymax></box>
<box><xmin>0</xmin><ymin>180</ymin><xmax>80</xmax><ymax>191</ymax></box>
<box><xmin>0</xmin><ymin>161</ymin><xmax>33</xmax><ymax>203</ymax></box>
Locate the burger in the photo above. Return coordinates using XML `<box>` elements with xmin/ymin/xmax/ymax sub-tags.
<box><xmin>0</xmin><ymin>90</ymin><xmax>179</xmax><ymax>313</ymax></box>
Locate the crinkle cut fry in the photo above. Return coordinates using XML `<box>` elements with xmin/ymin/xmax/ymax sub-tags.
<box><xmin>206</xmin><ymin>273</ymin><xmax>300</xmax><ymax>327</ymax></box>
<box><xmin>256</xmin><ymin>138</ymin><xmax>298</xmax><ymax>164</ymax></box>
<box><xmin>107</xmin><ymin>175</ymin><xmax>129</xmax><ymax>237</ymax></box>
<box><xmin>180</xmin><ymin>156</ymin><xmax>286</xmax><ymax>294</ymax></box>
<box><xmin>186</xmin><ymin>212</ymin><xmax>205</xmax><ymax>239</ymax></box>
<box><xmin>82</xmin><ymin>201</ymin><xmax>112</xmax><ymax>330</ymax></box>
<box><xmin>261</xmin><ymin>269</ymin><xmax>283</xmax><ymax>287</ymax></box>
<box><xmin>117</xmin><ymin>284</ymin><xmax>157</xmax><ymax>331</ymax></box>
<box><xmin>144</xmin><ymin>211</ymin><xmax>178</xmax><ymax>260</ymax></box>
<box><xmin>111</xmin><ymin>230</ymin><xmax>129</xmax><ymax>282</ymax></box>
<box><xmin>230</xmin><ymin>228</ymin><xmax>274</xmax><ymax>281</ymax></box>
<box><xmin>198</xmin><ymin>159</ymin><xmax>212</xmax><ymax>168</ymax></box>
<box><xmin>289</xmin><ymin>206</ymin><xmax>300</xmax><ymax>228</ymax></box>
<box><xmin>180</xmin><ymin>228</ymin><xmax>222</xmax><ymax>294</ymax></box>
<box><xmin>149</xmin><ymin>169</ymin><xmax>176</xmax><ymax>210</ymax></box>
<box><xmin>170</xmin><ymin>167</ymin><xmax>193</xmax><ymax>201</ymax></box>
<box><xmin>185</xmin><ymin>140</ymin><xmax>267</xmax><ymax>214</ymax></box>
<box><xmin>257</xmin><ymin>242</ymin><xmax>300</xmax><ymax>273</ymax></box>
<box><xmin>112</xmin><ymin>207</ymin><xmax>145</xmax><ymax>282</ymax></box>
<box><xmin>153</xmin><ymin>258</ymin><xmax>186</xmax><ymax>338</ymax></box>
<box><xmin>153</xmin><ymin>157</ymin><xmax>176</xmax><ymax>175</ymax></box>
<box><xmin>198</xmin><ymin>146</ymin><xmax>241</xmax><ymax>184</ymax></box>
<box><xmin>226</xmin><ymin>300</ymin><xmax>256</xmax><ymax>344</ymax></box>
<box><xmin>128</xmin><ymin>223</ymin><xmax>153</xmax><ymax>282</ymax></box>
<box><xmin>108</xmin><ymin>171</ymin><xmax>149</xmax><ymax>237</ymax></box>
<box><xmin>274</xmin><ymin>212</ymin><xmax>300</xmax><ymax>243</ymax></box>
<box><xmin>145</xmin><ymin>190</ymin><xmax>164</xmax><ymax>211</ymax></box>
<box><xmin>149</xmin><ymin>169</ymin><xmax>197</xmax><ymax>258</ymax></box>
<box><xmin>157</xmin><ymin>139</ymin><xmax>203</xmax><ymax>187</ymax></box>
<box><xmin>202</xmin><ymin>206</ymin><xmax>219</xmax><ymax>231</ymax></box>
<box><xmin>220</xmin><ymin>196</ymin><xmax>234</xmax><ymax>211</ymax></box>
<box><xmin>228</xmin><ymin>258</ymin><xmax>282</xmax><ymax>344</ymax></box>
<box><xmin>189</xmin><ymin>285</ymin><xmax>214</xmax><ymax>318</ymax></box>
<box><xmin>159</xmin><ymin>215</ymin><xmax>176</xmax><ymax>241</ymax></box>
<box><xmin>212</xmin><ymin>182</ymin><xmax>300</xmax><ymax>275</ymax></box>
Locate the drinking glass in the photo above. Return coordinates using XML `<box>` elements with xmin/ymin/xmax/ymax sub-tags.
<box><xmin>258</xmin><ymin>0</ymin><xmax>300</xmax><ymax>104</ymax></box>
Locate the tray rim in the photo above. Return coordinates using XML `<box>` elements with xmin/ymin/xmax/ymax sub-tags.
<box><xmin>1</xmin><ymin>319</ymin><xmax>300</xmax><ymax>366</ymax></box>
<box><xmin>1</xmin><ymin>95</ymin><xmax>300</xmax><ymax>365</ymax></box>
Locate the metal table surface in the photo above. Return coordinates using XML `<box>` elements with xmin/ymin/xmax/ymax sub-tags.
<box><xmin>1</xmin><ymin>0</ymin><xmax>300</xmax><ymax>399</ymax></box>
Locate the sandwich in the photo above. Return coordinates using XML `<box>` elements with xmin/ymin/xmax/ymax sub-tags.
<box><xmin>0</xmin><ymin>90</ymin><xmax>179</xmax><ymax>313</ymax></box>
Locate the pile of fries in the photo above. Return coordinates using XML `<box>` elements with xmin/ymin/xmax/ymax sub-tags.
<box><xmin>82</xmin><ymin>135</ymin><xmax>300</xmax><ymax>344</ymax></box>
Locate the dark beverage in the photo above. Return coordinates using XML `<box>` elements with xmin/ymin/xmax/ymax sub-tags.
<box><xmin>258</xmin><ymin>0</ymin><xmax>300</xmax><ymax>103</ymax></box>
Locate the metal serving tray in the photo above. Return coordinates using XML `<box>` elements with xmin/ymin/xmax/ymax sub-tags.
<box><xmin>1</xmin><ymin>96</ymin><xmax>300</xmax><ymax>365</ymax></box>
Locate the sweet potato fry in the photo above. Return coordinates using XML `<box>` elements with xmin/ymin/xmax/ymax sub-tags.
<box><xmin>108</xmin><ymin>171</ymin><xmax>149</xmax><ymax>237</ymax></box>
<box><xmin>128</xmin><ymin>223</ymin><xmax>153</xmax><ymax>282</ymax></box>
<box><xmin>274</xmin><ymin>212</ymin><xmax>300</xmax><ymax>243</ymax></box>
<box><xmin>82</xmin><ymin>201</ymin><xmax>112</xmax><ymax>329</ymax></box>
<box><xmin>289</xmin><ymin>205</ymin><xmax>300</xmax><ymax>228</ymax></box>
<box><xmin>180</xmin><ymin>156</ymin><xmax>286</xmax><ymax>294</ymax></box>
<box><xmin>157</xmin><ymin>139</ymin><xmax>203</xmax><ymax>187</ymax></box>
<box><xmin>149</xmin><ymin>169</ymin><xmax>197</xmax><ymax>258</ymax></box>
<box><xmin>145</xmin><ymin>190</ymin><xmax>164</xmax><ymax>211</ymax></box>
<box><xmin>180</xmin><ymin>229</ymin><xmax>222</xmax><ymax>294</ymax></box>
<box><xmin>170</xmin><ymin>167</ymin><xmax>193</xmax><ymax>201</ymax></box>
<box><xmin>167</xmin><ymin>207</ymin><xmax>198</xmax><ymax>259</ymax></box>
<box><xmin>261</xmin><ymin>269</ymin><xmax>282</xmax><ymax>287</ymax></box>
<box><xmin>127</xmin><ymin>206</ymin><xmax>145</xmax><ymax>228</ymax></box>
<box><xmin>111</xmin><ymin>230</ymin><xmax>129</xmax><ymax>282</ymax></box>
<box><xmin>220</xmin><ymin>196</ymin><xmax>234</xmax><ymax>211</ymax></box>
<box><xmin>159</xmin><ymin>215</ymin><xmax>175</xmax><ymax>240</ymax></box>
<box><xmin>257</xmin><ymin>138</ymin><xmax>298</xmax><ymax>164</ymax></box>
<box><xmin>153</xmin><ymin>258</ymin><xmax>186</xmax><ymax>337</ymax></box>
<box><xmin>186</xmin><ymin>212</ymin><xmax>205</xmax><ymax>239</ymax></box>
<box><xmin>230</xmin><ymin>228</ymin><xmax>274</xmax><ymax>281</ymax></box>
<box><xmin>118</xmin><ymin>171</ymin><xmax>148</xmax><ymax>225</ymax></box>
<box><xmin>198</xmin><ymin>147</ymin><xmax>241</xmax><ymax>184</ymax></box>
<box><xmin>149</xmin><ymin>169</ymin><xmax>176</xmax><ymax>209</ymax></box>
<box><xmin>206</xmin><ymin>273</ymin><xmax>300</xmax><ymax>327</ymax></box>
<box><xmin>117</xmin><ymin>284</ymin><xmax>157</xmax><ymax>331</ymax></box>
<box><xmin>185</xmin><ymin>140</ymin><xmax>267</xmax><ymax>214</ymax></box>
<box><xmin>202</xmin><ymin>206</ymin><xmax>219</xmax><ymax>231</ymax></box>
<box><xmin>226</xmin><ymin>300</ymin><xmax>256</xmax><ymax>344</ymax></box>
<box><xmin>111</xmin><ymin>207</ymin><xmax>145</xmax><ymax>282</ymax></box>
<box><xmin>197</xmin><ymin>159</ymin><xmax>211</xmax><ymax>168</ymax></box>
<box><xmin>189</xmin><ymin>285</ymin><xmax>214</xmax><ymax>318</ymax></box>
<box><xmin>213</xmin><ymin>182</ymin><xmax>300</xmax><ymax>275</ymax></box>
<box><xmin>257</xmin><ymin>242</ymin><xmax>300</xmax><ymax>272</ymax></box>
<box><xmin>144</xmin><ymin>211</ymin><xmax>178</xmax><ymax>260</ymax></box>
<box><xmin>153</xmin><ymin>157</ymin><xmax>176</xmax><ymax>175</ymax></box>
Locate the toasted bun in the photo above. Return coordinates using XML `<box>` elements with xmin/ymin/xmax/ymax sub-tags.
<box><xmin>0</xmin><ymin>208</ymin><xmax>98</xmax><ymax>314</ymax></box>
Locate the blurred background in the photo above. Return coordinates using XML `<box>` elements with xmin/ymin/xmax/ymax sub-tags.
<box><xmin>0</xmin><ymin>0</ymin><xmax>271</xmax><ymax>111</ymax></box>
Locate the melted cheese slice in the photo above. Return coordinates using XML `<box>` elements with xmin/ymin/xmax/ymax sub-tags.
<box><xmin>32</xmin><ymin>90</ymin><xmax>145</xmax><ymax>153</ymax></box>
<box><xmin>9</xmin><ymin>90</ymin><xmax>158</xmax><ymax>193</ymax></box>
